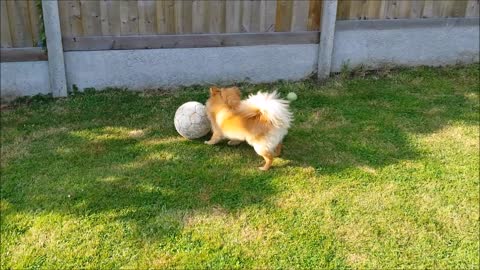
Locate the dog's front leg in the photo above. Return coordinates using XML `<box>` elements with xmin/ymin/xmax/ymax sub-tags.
<box><xmin>205</xmin><ymin>131</ymin><xmax>223</xmax><ymax>145</ymax></box>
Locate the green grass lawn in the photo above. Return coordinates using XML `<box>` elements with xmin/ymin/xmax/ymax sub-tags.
<box><xmin>1</xmin><ymin>65</ymin><xmax>479</xmax><ymax>269</ymax></box>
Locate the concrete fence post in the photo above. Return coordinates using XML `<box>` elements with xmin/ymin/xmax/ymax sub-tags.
<box><xmin>42</xmin><ymin>0</ymin><xmax>67</xmax><ymax>97</ymax></box>
<box><xmin>317</xmin><ymin>0</ymin><xmax>338</xmax><ymax>80</ymax></box>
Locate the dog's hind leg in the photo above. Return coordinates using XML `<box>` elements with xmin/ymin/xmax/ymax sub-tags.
<box><xmin>274</xmin><ymin>143</ymin><xmax>283</xmax><ymax>157</ymax></box>
<box><xmin>259</xmin><ymin>151</ymin><xmax>273</xmax><ymax>171</ymax></box>
<box><xmin>250</xmin><ymin>141</ymin><xmax>274</xmax><ymax>171</ymax></box>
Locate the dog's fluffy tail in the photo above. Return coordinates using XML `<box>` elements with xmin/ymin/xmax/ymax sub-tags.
<box><xmin>242</xmin><ymin>91</ymin><xmax>293</xmax><ymax>128</ymax></box>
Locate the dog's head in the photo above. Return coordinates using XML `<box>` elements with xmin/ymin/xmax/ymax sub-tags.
<box><xmin>208</xmin><ymin>86</ymin><xmax>241</xmax><ymax>109</ymax></box>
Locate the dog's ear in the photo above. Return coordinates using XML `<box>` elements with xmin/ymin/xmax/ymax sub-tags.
<box><xmin>209</xmin><ymin>86</ymin><xmax>220</xmax><ymax>96</ymax></box>
<box><xmin>221</xmin><ymin>87</ymin><xmax>241</xmax><ymax>108</ymax></box>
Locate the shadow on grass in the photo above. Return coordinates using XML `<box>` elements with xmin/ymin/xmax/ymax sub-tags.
<box><xmin>1</xmin><ymin>127</ymin><xmax>279</xmax><ymax>241</ymax></box>
<box><xmin>281</xmin><ymin>67</ymin><xmax>479</xmax><ymax>175</ymax></box>
<box><xmin>1</xmin><ymin>65</ymin><xmax>478</xmax><ymax>266</ymax></box>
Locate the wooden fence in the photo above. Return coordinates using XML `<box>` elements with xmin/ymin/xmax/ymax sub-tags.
<box><xmin>57</xmin><ymin>0</ymin><xmax>479</xmax><ymax>37</ymax></box>
<box><xmin>1</xmin><ymin>0</ymin><xmax>479</xmax><ymax>48</ymax></box>
<box><xmin>56</xmin><ymin>0</ymin><xmax>322</xmax><ymax>36</ymax></box>
<box><xmin>338</xmin><ymin>0</ymin><xmax>479</xmax><ymax>20</ymax></box>
<box><xmin>1</xmin><ymin>0</ymin><xmax>42</xmax><ymax>48</ymax></box>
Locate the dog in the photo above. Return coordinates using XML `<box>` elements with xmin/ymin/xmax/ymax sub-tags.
<box><xmin>205</xmin><ymin>86</ymin><xmax>292</xmax><ymax>171</ymax></box>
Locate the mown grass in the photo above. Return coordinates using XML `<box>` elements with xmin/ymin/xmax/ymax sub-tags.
<box><xmin>1</xmin><ymin>64</ymin><xmax>479</xmax><ymax>269</ymax></box>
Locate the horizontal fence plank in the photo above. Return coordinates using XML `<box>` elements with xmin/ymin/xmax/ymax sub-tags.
<box><xmin>0</xmin><ymin>47</ymin><xmax>48</xmax><ymax>62</ymax></box>
<box><xmin>62</xmin><ymin>31</ymin><xmax>320</xmax><ymax>51</ymax></box>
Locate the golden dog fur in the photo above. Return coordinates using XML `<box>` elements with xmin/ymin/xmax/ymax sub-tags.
<box><xmin>205</xmin><ymin>86</ymin><xmax>292</xmax><ymax>170</ymax></box>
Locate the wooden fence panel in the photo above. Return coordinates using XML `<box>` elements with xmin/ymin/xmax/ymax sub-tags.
<box><xmin>336</xmin><ymin>0</ymin><xmax>475</xmax><ymax>20</ymax></box>
<box><xmin>337</xmin><ymin>0</ymin><xmax>352</xmax><ymax>19</ymax></box>
<box><xmin>58</xmin><ymin>0</ymin><xmax>83</xmax><ymax>37</ymax></box>
<box><xmin>55</xmin><ymin>0</ymin><xmax>479</xmax><ymax>37</ymax></box>
<box><xmin>449</xmin><ymin>1</ymin><xmax>469</xmax><ymax>17</ymax></box>
<box><xmin>2</xmin><ymin>0</ymin><xmax>476</xmax><ymax>46</ymax></box>
<box><xmin>250</xmin><ymin>0</ymin><xmax>262</xmax><ymax>33</ymax></box>
<box><xmin>208</xmin><ymin>0</ymin><xmax>225</xmax><ymax>33</ymax></box>
<box><xmin>6</xmin><ymin>0</ymin><xmax>33</xmax><ymax>47</ymax></box>
<box><xmin>192</xmin><ymin>0</ymin><xmax>208</xmax><ymax>33</ymax></box>
<box><xmin>182</xmin><ymin>0</ymin><xmax>193</xmax><ymax>34</ymax></box>
<box><xmin>173</xmin><ymin>0</ymin><xmax>194</xmax><ymax>34</ymax></box>
<box><xmin>347</xmin><ymin>0</ymin><xmax>367</xmax><ymax>20</ymax></box>
<box><xmin>384</xmin><ymin>0</ymin><xmax>412</xmax><ymax>19</ymax></box>
<box><xmin>80</xmin><ymin>0</ymin><xmax>101</xmax><ymax>36</ymax></box>
<box><xmin>120</xmin><ymin>0</ymin><xmax>139</xmax><ymax>35</ymax></box>
<box><xmin>367</xmin><ymin>0</ymin><xmax>384</xmax><ymax>19</ymax></box>
<box><xmin>307</xmin><ymin>0</ymin><xmax>322</xmax><ymax>30</ymax></box>
<box><xmin>275</xmin><ymin>0</ymin><xmax>293</xmax><ymax>32</ymax></box>
<box><xmin>410</xmin><ymin>0</ymin><xmax>425</xmax><ymax>18</ymax></box>
<box><xmin>1</xmin><ymin>0</ymin><xmax>43</xmax><ymax>48</ymax></box>
<box><xmin>291</xmin><ymin>0</ymin><xmax>310</xmax><ymax>31</ymax></box>
<box><xmin>163</xmin><ymin>0</ymin><xmax>175</xmax><ymax>34</ymax></box>
<box><xmin>1</xmin><ymin>1</ymin><xmax>13</xmax><ymax>48</ymax></box>
<box><xmin>58</xmin><ymin>0</ymin><xmax>72</xmax><ymax>36</ymax></box>
<box><xmin>174</xmin><ymin>0</ymin><xmax>184</xmax><ymax>34</ymax></box>
<box><xmin>465</xmin><ymin>0</ymin><xmax>480</xmax><ymax>17</ymax></box>
<box><xmin>70</xmin><ymin>0</ymin><xmax>296</xmax><ymax>35</ymax></box>
<box><xmin>421</xmin><ymin>0</ymin><xmax>436</xmax><ymax>18</ymax></box>
<box><xmin>264</xmin><ymin>0</ymin><xmax>277</xmax><ymax>31</ymax></box>
<box><xmin>138</xmin><ymin>0</ymin><xmax>157</xmax><ymax>34</ymax></box>
<box><xmin>241</xmin><ymin>0</ymin><xmax>253</xmax><ymax>32</ymax></box>
<box><xmin>99</xmin><ymin>0</ymin><xmax>121</xmax><ymax>36</ymax></box>
<box><xmin>155</xmin><ymin>0</ymin><xmax>167</xmax><ymax>33</ymax></box>
<box><xmin>28</xmin><ymin>1</ymin><xmax>40</xmax><ymax>46</ymax></box>
<box><xmin>225</xmin><ymin>1</ymin><xmax>241</xmax><ymax>33</ymax></box>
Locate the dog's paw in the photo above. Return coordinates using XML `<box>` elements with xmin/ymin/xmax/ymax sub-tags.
<box><xmin>258</xmin><ymin>166</ymin><xmax>269</xmax><ymax>171</ymax></box>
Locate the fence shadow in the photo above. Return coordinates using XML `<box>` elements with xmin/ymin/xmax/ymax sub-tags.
<box><xmin>1</xmin><ymin>126</ymin><xmax>279</xmax><ymax>243</ymax></box>
<box><xmin>280</xmin><ymin>68</ymin><xmax>479</xmax><ymax>175</ymax></box>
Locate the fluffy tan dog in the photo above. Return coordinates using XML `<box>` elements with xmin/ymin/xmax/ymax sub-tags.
<box><xmin>205</xmin><ymin>86</ymin><xmax>292</xmax><ymax>170</ymax></box>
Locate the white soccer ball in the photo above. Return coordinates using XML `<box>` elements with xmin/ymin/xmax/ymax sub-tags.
<box><xmin>174</xmin><ymin>101</ymin><xmax>211</xmax><ymax>139</ymax></box>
